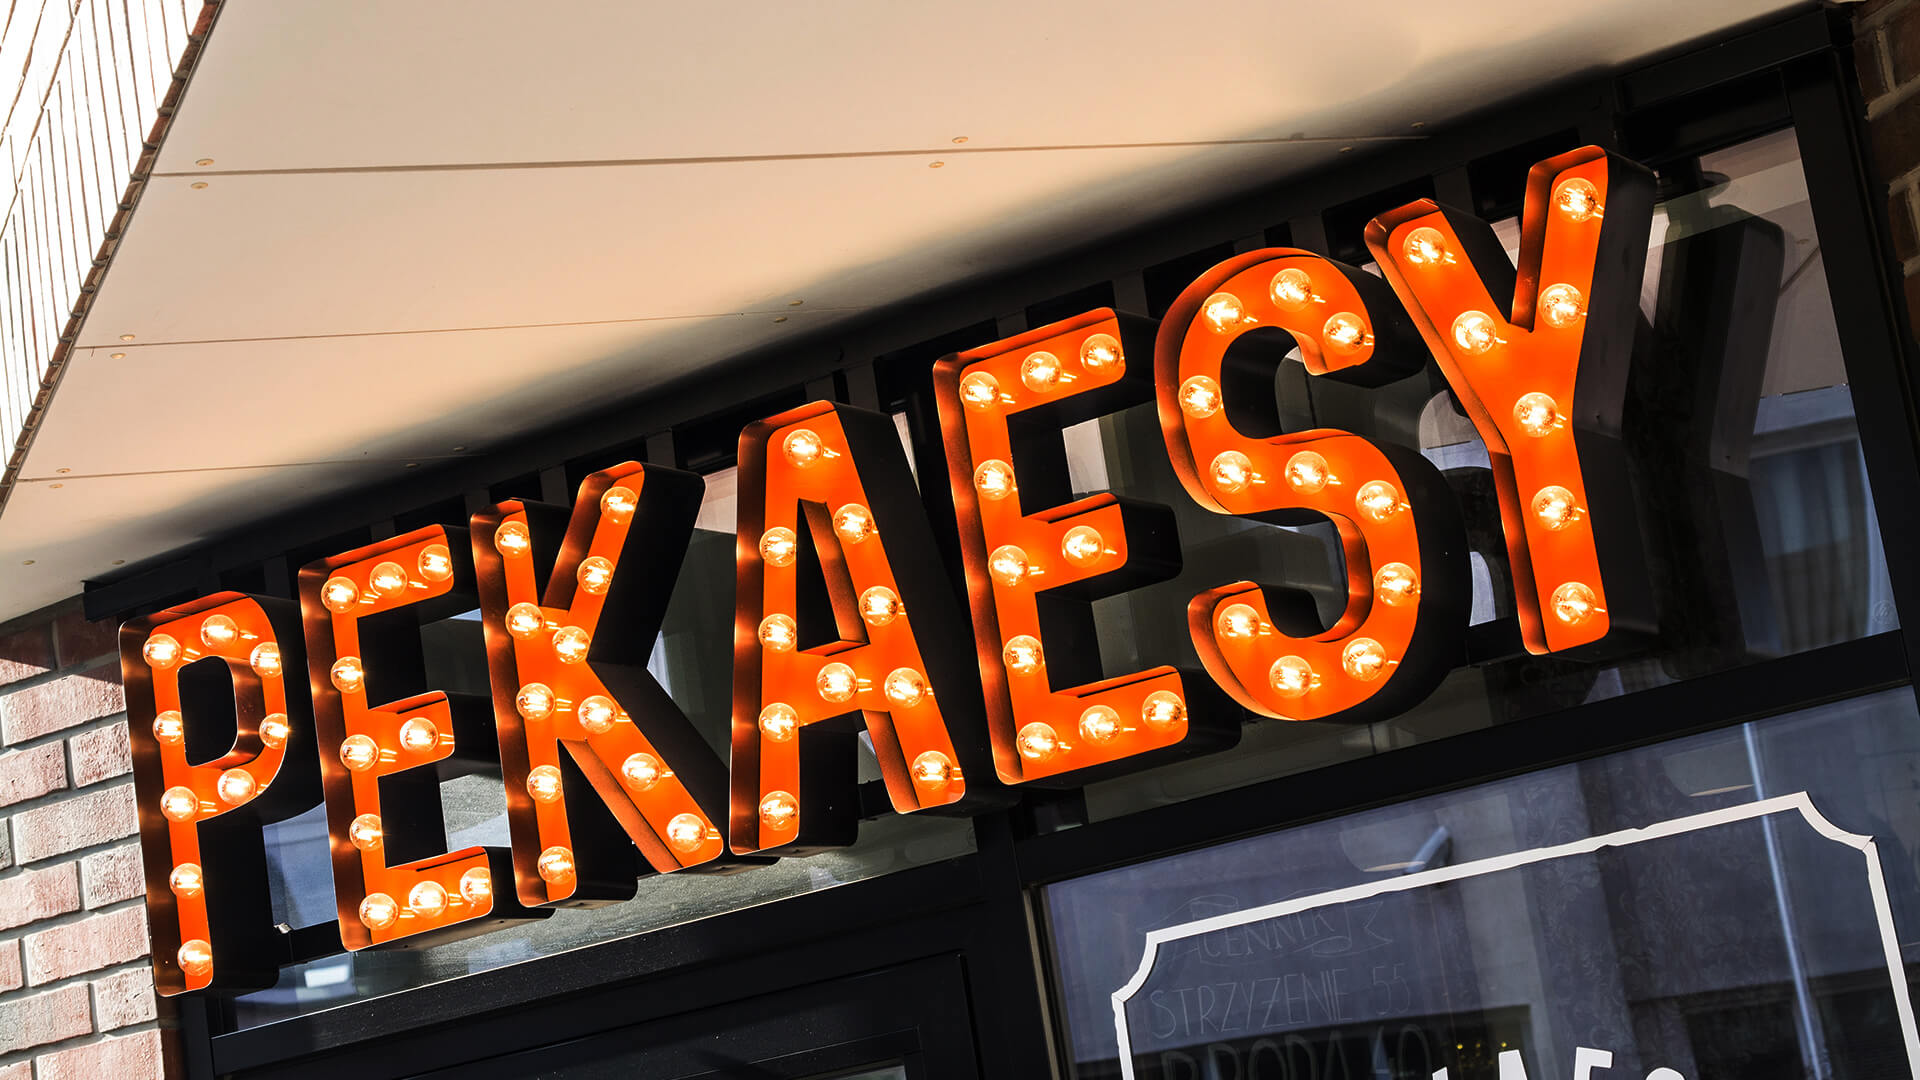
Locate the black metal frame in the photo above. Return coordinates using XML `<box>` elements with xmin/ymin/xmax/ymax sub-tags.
<box><xmin>113</xmin><ymin>8</ymin><xmax>1920</xmax><ymax>1077</ymax></box>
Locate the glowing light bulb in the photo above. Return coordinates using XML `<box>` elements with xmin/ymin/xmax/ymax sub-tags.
<box><xmin>516</xmin><ymin>683</ymin><xmax>556</xmax><ymax>720</ymax></box>
<box><xmin>1269</xmin><ymin>655</ymin><xmax>1316</xmax><ymax>698</ymax></box>
<box><xmin>369</xmin><ymin>561</ymin><xmax>409</xmax><ymax>595</ymax></box>
<box><xmin>161</xmin><ymin>786</ymin><xmax>198</xmax><ymax>822</ymax></box>
<box><xmin>758</xmin><ymin>614</ymin><xmax>797</xmax><ymax>653</ymax></box>
<box><xmin>578</xmin><ymin>695</ymin><xmax>617</xmax><ymax>734</ymax></box>
<box><xmin>143</xmin><ymin>634</ymin><xmax>181</xmax><ymax>669</ymax></box>
<box><xmin>1552</xmin><ymin>582</ymin><xmax>1598</xmax><ymax>625</ymax></box>
<box><xmin>817</xmin><ymin>662</ymin><xmax>858</xmax><ymax>704</ymax></box>
<box><xmin>418</xmin><ymin>544</ymin><xmax>454</xmax><ymax>582</ymax></box>
<box><xmin>178</xmin><ymin>940</ymin><xmax>213</xmax><ymax>978</ymax></box>
<box><xmin>398</xmin><ymin>716</ymin><xmax>439</xmax><ymax>754</ymax></box>
<box><xmin>1017</xmin><ymin>722</ymin><xmax>1059</xmax><ymax>761</ymax></box>
<box><xmin>666</xmin><ymin>813</ymin><xmax>707</xmax><ymax>853</ymax></box>
<box><xmin>759</xmin><ymin>790</ymin><xmax>799</xmax><ymax>829</ymax></box>
<box><xmin>330</xmin><ymin>656</ymin><xmax>365</xmax><ymax>693</ymax></box>
<box><xmin>1403</xmin><ymin>226</ymin><xmax>1449</xmax><ymax>266</ymax></box>
<box><xmin>759</xmin><ymin>703</ymin><xmax>799</xmax><ymax>741</ymax></box>
<box><xmin>1060</xmin><ymin>525</ymin><xmax>1104</xmax><ymax>568</ymax></box>
<box><xmin>1555</xmin><ymin>177</ymin><xmax>1601</xmax><ymax>222</ymax></box>
<box><xmin>321</xmin><ymin>577</ymin><xmax>360</xmax><ymax>613</ymax></box>
<box><xmin>1142</xmin><ymin>690</ymin><xmax>1187</xmax><ymax>731</ymax></box>
<box><xmin>1080</xmin><ymin>333</ymin><xmax>1122</xmax><ymax>371</ymax></box>
<box><xmin>349</xmin><ymin>814</ymin><xmax>383</xmax><ymax>851</ymax></box>
<box><xmin>912</xmin><ymin>750</ymin><xmax>954</xmax><ymax>787</ymax></box>
<box><xmin>1270</xmin><ymin>267</ymin><xmax>1313</xmax><ymax>309</ymax></box>
<box><xmin>1342</xmin><ymin>638</ymin><xmax>1389</xmax><ymax>681</ymax></box>
<box><xmin>783</xmin><ymin>428</ymin><xmax>825</xmax><ymax>467</ymax></box>
<box><xmin>1217</xmin><ymin>603</ymin><xmax>1260</xmax><ymax>639</ymax></box>
<box><xmin>460</xmin><ymin>867</ymin><xmax>492</xmax><ymax>904</ymax></box>
<box><xmin>884</xmin><ymin>667</ymin><xmax>929</xmax><ymax>708</ymax></box>
<box><xmin>1355</xmin><ymin>479</ymin><xmax>1402</xmax><ymax>522</ymax></box>
<box><xmin>1203</xmin><ymin>292</ymin><xmax>1245</xmax><ymax>331</ymax></box>
<box><xmin>600</xmin><ymin>485</ymin><xmax>638</xmax><ymax>520</ymax></box>
<box><xmin>495</xmin><ymin>521</ymin><xmax>531</xmax><ymax>556</ymax></box>
<box><xmin>1532</xmin><ymin>485</ymin><xmax>1579</xmax><ymax>531</ymax></box>
<box><xmin>249</xmin><ymin>641</ymin><xmax>282</xmax><ymax>677</ymax></box>
<box><xmin>1375</xmin><ymin>562</ymin><xmax>1419</xmax><ymax>606</ymax></box>
<box><xmin>409</xmin><ymin>880</ymin><xmax>448</xmax><ymax>918</ymax></box>
<box><xmin>217</xmin><ymin>768</ymin><xmax>256</xmax><ymax>804</ymax></box>
<box><xmin>859</xmin><ymin>586</ymin><xmax>902</xmax><ymax>627</ymax></box>
<box><xmin>1210</xmin><ymin>451</ymin><xmax>1254</xmax><ymax>494</ymax></box>
<box><xmin>259</xmin><ymin>713</ymin><xmax>289</xmax><ymax>749</ymax></box>
<box><xmin>1539</xmin><ymin>283</ymin><xmax>1585</xmax><ymax>328</ymax></box>
<box><xmin>577</xmin><ymin>556</ymin><xmax>614</xmax><ymax>594</ymax></box>
<box><xmin>1286</xmin><ymin>450</ymin><xmax>1331</xmax><ymax>493</ymax></box>
<box><xmin>552</xmin><ymin>625</ymin><xmax>591</xmax><ymax>663</ymax></box>
<box><xmin>152</xmin><ymin>711</ymin><xmax>183</xmax><ymax>744</ymax></box>
<box><xmin>622</xmin><ymin>752</ymin><xmax>664</xmax><ymax>790</ymax></box>
<box><xmin>1514</xmin><ymin>392</ymin><xmax>1562</xmax><ymax>437</ymax></box>
<box><xmin>834</xmin><ymin>503</ymin><xmax>875</xmax><ymax>545</ymax></box>
<box><xmin>1452</xmin><ymin>311</ymin><xmax>1499</xmax><ymax>355</ymax></box>
<box><xmin>504</xmin><ymin>603</ymin><xmax>543</xmax><ymax>639</ymax></box>
<box><xmin>339</xmin><ymin>735</ymin><xmax>380</xmax><ymax>772</ymax></box>
<box><xmin>1079</xmin><ymin>705</ymin><xmax>1122</xmax><ymax>743</ymax></box>
<box><xmin>1179</xmin><ymin>375</ymin><xmax>1222</xmax><ymax>419</ymax></box>
<box><xmin>1323</xmin><ymin>313</ymin><xmax>1369</xmax><ymax>355</ymax></box>
<box><xmin>759</xmin><ymin>527</ymin><xmax>797</xmax><ymax>567</ymax></box>
<box><xmin>1002</xmin><ymin>635</ymin><xmax>1043</xmax><ymax>674</ymax></box>
<box><xmin>973</xmin><ymin>460</ymin><xmax>1016</xmax><ymax>501</ymax></box>
<box><xmin>960</xmin><ymin>371</ymin><xmax>1001</xmax><ymax>409</ymax></box>
<box><xmin>359</xmin><ymin>892</ymin><xmax>399</xmax><ymax>930</ymax></box>
<box><xmin>170</xmin><ymin>863</ymin><xmax>203</xmax><ymax>897</ymax></box>
<box><xmin>988</xmin><ymin>545</ymin><xmax>1029</xmax><ymax>587</ymax></box>
<box><xmin>526</xmin><ymin>765</ymin><xmax>564</xmax><ymax>803</ymax></box>
<box><xmin>537</xmin><ymin>846</ymin><xmax>575</xmax><ymax>883</ymax></box>
<box><xmin>1020</xmin><ymin>350</ymin><xmax>1061</xmax><ymax>392</ymax></box>
<box><xmin>200</xmin><ymin>614</ymin><xmax>239</xmax><ymax>649</ymax></box>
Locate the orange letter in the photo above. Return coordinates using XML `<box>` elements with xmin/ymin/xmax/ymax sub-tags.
<box><xmin>122</xmin><ymin>593</ymin><xmax>322</xmax><ymax>994</ymax></box>
<box><xmin>1366</xmin><ymin>146</ymin><xmax>1656</xmax><ymax>654</ymax></box>
<box><xmin>1157</xmin><ymin>250</ymin><xmax>1470</xmax><ymax>721</ymax></box>
<box><xmin>933</xmin><ymin>309</ymin><xmax>1236</xmax><ymax>783</ymax></box>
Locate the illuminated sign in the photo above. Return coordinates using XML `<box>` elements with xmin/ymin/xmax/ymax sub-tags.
<box><xmin>122</xmin><ymin>146</ymin><xmax>1663</xmax><ymax>995</ymax></box>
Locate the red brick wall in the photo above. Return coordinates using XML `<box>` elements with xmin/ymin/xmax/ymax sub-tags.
<box><xmin>0</xmin><ymin>601</ymin><xmax>175</xmax><ymax>1078</ymax></box>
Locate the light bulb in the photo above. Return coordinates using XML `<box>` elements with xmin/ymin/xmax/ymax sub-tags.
<box><xmin>834</xmin><ymin>503</ymin><xmax>876</xmax><ymax>545</ymax></box>
<box><xmin>1269</xmin><ymin>655</ymin><xmax>1316</xmax><ymax>698</ymax></box>
<box><xmin>1514</xmin><ymin>392</ymin><xmax>1562</xmax><ymax>437</ymax></box>
<box><xmin>758</xmin><ymin>527</ymin><xmax>797</xmax><ymax>567</ymax></box>
<box><xmin>600</xmin><ymin>485</ymin><xmax>638</xmax><ymax>520</ymax></box>
<box><xmin>758</xmin><ymin>614</ymin><xmax>797</xmax><ymax>653</ymax></box>
<box><xmin>1286</xmin><ymin>450</ymin><xmax>1331</xmax><ymax>493</ymax></box>
<box><xmin>552</xmin><ymin>625</ymin><xmax>591</xmax><ymax>663</ymax></box>
<box><xmin>666</xmin><ymin>813</ymin><xmax>708</xmax><ymax>853</ymax></box>
<box><xmin>1451</xmin><ymin>311</ymin><xmax>1499</xmax><ymax>355</ymax></box>
<box><xmin>161</xmin><ymin>786</ymin><xmax>198</xmax><ymax>822</ymax></box>
<box><xmin>960</xmin><ymin>371</ymin><xmax>1001</xmax><ymax>409</ymax></box>
<box><xmin>759</xmin><ymin>790</ymin><xmax>799</xmax><ymax>829</ymax></box>
<box><xmin>578</xmin><ymin>695</ymin><xmax>617</xmax><ymax>734</ymax></box>
<box><xmin>495</xmin><ymin>521</ymin><xmax>531</xmax><ymax>557</ymax></box>
<box><xmin>1020</xmin><ymin>350</ymin><xmax>1061</xmax><ymax>392</ymax></box>
<box><xmin>783</xmin><ymin>428</ymin><xmax>825</xmax><ymax>467</ymax></box>
<box><xmin>329</xmin><ymin>656</ymin><xmax>365</xmax><ymax>693</ymax></box>
<box><xmin>339</xmin><ymin>734</ymin><xmax>380</xmax><ymax>772</ymax></box>
<box><xmin>577</xmin><ymin>556</ymin><xmax>615</xmax><ymax>594</ymax></box>
<box><xmin>1203</xmin><ymin>292</ymin><xmax>1245</xmax><ymax>331</ymax></box>
<box><xmin>143</xmin><ymin>634</ymin><xmax>181</xmax><ymax>669</ymax></box>
<box><xmin>217</xmin><ymin>768</ymin><xmax>256</xmax><ymax>804</ymax></box>
<box><xmin>884</xmin><ymin>667</ymin><xmax>928</xmax><ymax>708</ymax></box>
<box><xmin>759</xmin><ymin>702</ymin><xmax>799</xmax><ymax>741</ymax></box>
<box><xmin>1342</xmin><ymin>638</ymin><xmax>1389</xmax><ymax>681</ymax></box>
<box><xmin>1270</xmin><ymin>267</ymin><xmax>1313</xmax><ymax>309</ymax></box>
<box><xmin>505</xmin><ymin>603</ymin><xmax>544</xmax><ymax>639</ymax></box>
<box><xmin>973</xmin><ymin>460</ymin><xmax>1016</xmax><ymax>500</ymax></box>
<box><xmin>460</xmin><ymin>866</ymin><xmax>493</xmax><ymax>904</ymax></box>
<box><xmin>1552</xmin><ymin>582</ymin><xmax>1598</xmax><ymax>625</ymax></box>
<box><xmin>527</xmin><ymin>765</ymin><xmax>564</xmax><ymax>803</ymax></box>
<box><xmin>1403</xmin><ymin>226</ymin><xmax>1449</xmax><ymax>266</ymax></box>
<box><xmin>249</xmin><ymin>641</ymin><xmax>282</xmax><ymax>678</ymax></box>
<box><xmin>622</xmin><ymin>752</ymin><xmax>664</xmax><ymax>790</ymax></box>
<box><xmin>516</xmin><ymin>682</ymin><xmax>555</xmax><ymax>720</ymax></box>
<box><xmin>321</xmin><ymin>577</ymin><xmax>360</xmax><ymax>613</ymax></box>
<box><xmin>153</xmin><ymin>711</ymin><xmax>184</xmax><ymax>744</ymax></box>
<box><xmin>178</xmin><ymin>940</ymin><xmax>213</xmax><ymax>979</ymax></box>
<box><xmin>1539</xmin><ymin>283</ymin><xmax>1585</xmax><ymax>328</ymax></box>
<box><xmin>349</xmin><ymin>813</ymin><xmax>383</xmax><ymax>851</ymax></box>
<box><xmin>1179</xmin><ymin>375</ymin><xmax>1222</xmax><ymax>419</ymax></box>
<box><xmin>1210</xmin><ymin>451</ymin><xmax>1254</xmax><ymax>494</ymax></box>
<box><xmin>1060</xmin><ymin>525</ymin><xmax>1104</xmax><ymax>568</ymax></box>
<box><xmin>988</xmin><ymin>545</ymin><xmax>1029</xmax><ymax>587</ymax></box>
<box><xmin>1016</xmin><ymin>722</ymin><xmax>1059</xmax><ymax>761</ymax></box>
<box><xmin>1555</xmin><ymin>177</ymin><xmax>1601</xmax><ymax>222</ymax></box>
<box><xmin>200</xmin><ymin>614</ymin><xmax>239</xmax><ymax>649</ymax></box>
<box><xmin>859</xmin><ymin>586</ymin><xmax>902</xmax><ymax>627</ymax></box>
<box><xmin>259</xmin><ymin>713</ymin><xmax>290</xmax><ymax>749</ymax></box>
<box><xmin>418</xmin><ymin>544</ymin><xmax>454</xmax><ymax>583</ymax></box>
<box><xmin>1375</xmin><ymin>562</ymin><xmax>1420</xmax><ymax>606</ymax></box>
<box><xmin>398</xmin><ymin>716</ymin><xmax>439</xmax><ymax>754</ymax></box>
<box><xmin>1217</xmin><ymin>603</ymin><xmax>1260</xmax><ymax>639</ymax></box>
<box><xmin>1322</xmin><ymin>313</ymin><xmax>1369</xmax><ymax>355</ymax></box>
<box><xmin>170</xmin><ymin>863</ymin><xmax>203</xmax><ymax>897</ymax></box>
<box><xmin>359</xmin><ymin>892</ymin><xmax>399</xmax><ymax>930</ymax></box>
<box><xmin>369</xmin><ymin>561</ymin><xmax>409</xmax><ymax>596</ymax></box>
<box><xmin>1355</xmin><ymin>479</ymin><xmax>1402</xmax><ymax>521</ymax></box>
<box><xmin>1079</xmin><ymin>705</ymin><xmax>1122</xmax><ymax>744</ymax></box>
<box><xmin>912</xmin><ymin>750</ymin><xmax>955</xmax><ymax>787</ymax></box>
<box><xmin>409</xmin><ymin>880</ymin><xmax>448</xmax><ymax>918</ymax></box>
<box><xmin>1532</xmin><ymin>485</ymin><xmax>1579</xmax><ymax>531</ymax></box>
<box><xmin>1142</xmin><ymin>690</ymin><xmax>1187</xmax><ymax>731</ymax></box>
<box><xmin>1002</xmin><ymin>635</ymin><xmax>1043</xmax><ymax>675</ymax></box>
<box><xmin>536</xmin><ymin>846</ymin><xmax>575</xmax><ymax>883</ymax></box>
<box><xmin>1080</xmin><ymin>333</ymin><xmax>1122</xmax><ymax>372</ymax></box>
<box><xmin>817</xmin><ymin>662</ymin><xmax>858</xmax><ymax>704</ymax></box>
